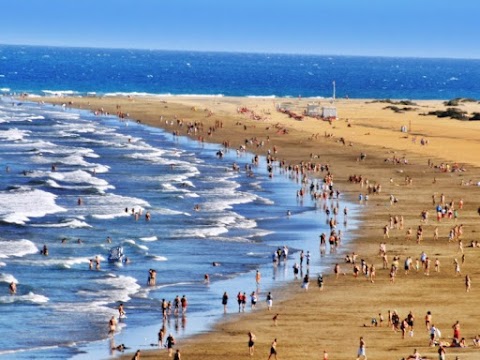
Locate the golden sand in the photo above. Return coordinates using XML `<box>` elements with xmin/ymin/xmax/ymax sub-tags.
<box><xmin>36</xmin><ymin>96</ymin><xmax>480</xmax><ymax>359</ymax></box>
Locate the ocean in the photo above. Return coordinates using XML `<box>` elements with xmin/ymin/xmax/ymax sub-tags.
<box><xmin>0</xmin><ymin>45</ymin><xmax>477</xmax><ymax>359</ymax></box>
<box><xmin>1</xmin><ymin>45</ymin><xmax>480</xmax><ymax>100</ymax></box>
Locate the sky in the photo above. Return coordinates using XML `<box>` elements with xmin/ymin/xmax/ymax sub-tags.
<box><xmin>0</xmin><ymin>0</ymin><xmax>478</xmax><ymax>59</ymax></box>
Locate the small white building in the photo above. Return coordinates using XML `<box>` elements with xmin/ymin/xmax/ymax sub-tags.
<box><xmin>277</xmin><ymin>102</ymin><xmax>294</xmax><ymax>111</ymax></box>
<box><xmin>306</xmin><ymin>103</ymin><xmax>321</xmax><ymax>116</ymax></box>
<box><xmin>322</xmin><ymin>106</ymin><xmax>337</xmax><ymax>119</ymax></box>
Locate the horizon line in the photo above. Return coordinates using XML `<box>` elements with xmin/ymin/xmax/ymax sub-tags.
<box><xmin>1</xmin><ymin>42</ymin><xmax>479</xmax><ymax>62</ymax></box>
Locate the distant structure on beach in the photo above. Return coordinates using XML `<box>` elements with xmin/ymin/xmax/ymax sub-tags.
<box><xmin>321</xmin><ymin>106</ymin><xmax>337</xmax><ymax>119</ymax></box>
<box><xmin>304</xmin><ymin>103</ymin><xmax>337</xmax><ymax>120</ymax></box>
<box><xmin>306</xmin><ymin>103</ymin><xmax>321</xmax><ymax>116</ymax></box>
<box><xmin>277</xmin><ymin>102</ymin><xmax>294</xmax><ymax>112</ymax></box>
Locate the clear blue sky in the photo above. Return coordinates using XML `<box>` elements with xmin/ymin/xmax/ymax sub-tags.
<box><xmin>1</xmin><ymin>0</ymin><xmax>478</xmax><ymax>59</ymax></box>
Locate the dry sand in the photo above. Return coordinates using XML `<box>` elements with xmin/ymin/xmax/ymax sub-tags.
<box><xmin>35</xmin><ymin>95</ymin><xmax>480</xmax><ymax>359</ymax></box>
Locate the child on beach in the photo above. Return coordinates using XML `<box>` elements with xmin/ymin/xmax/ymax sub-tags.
<box><xmin>248</xmin><ymin>331</ymin><xmax>255</xmax><ymax>356</ymax></box>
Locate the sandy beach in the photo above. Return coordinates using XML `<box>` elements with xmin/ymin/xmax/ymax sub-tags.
<box><xmin>36</xmin><ymin>95</ymin><xmax>480</xmax><ymax>360</ymax></box>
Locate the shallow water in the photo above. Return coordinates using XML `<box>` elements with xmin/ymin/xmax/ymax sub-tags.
<box><xmin>0</xmin><ymin>98</ymin><xmax>358</xmax><ymax>359</ymax></box>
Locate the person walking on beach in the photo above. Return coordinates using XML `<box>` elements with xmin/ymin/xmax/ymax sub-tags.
<box><xmin>222</xmin><ymin>291</ymin><xmax>229</xmax><ymax>313</ymax></box>
<box><xmin>453</xmin><ymin>258</ymin><xmax>461</xmax><ymax>275</ymax></box>
<box><xmin>466</xmin><ymin>274</ymin><xmax>471</xmax><ymax>292</ymax></box>
<box><xmin>173</xmin><ymin>349</ymin><xmax>181</xmax><ymax>360</ymax></box>
<box><xmin>334</xmin><ymin>263</ymin><xmax>340</xmax><ymax>279</ymax></box>
<box><xmin>256</xmin><ymin>269</ymin><xmax>261</xmax><ymax>285</ymax></box>
<box><xmin>132</xmin><ymin>349</ymin><xmax>140</xmax><ymax>360</ymax></box>
<box><xmin>302</xmin><ymin>273</ymin><xmax>309</xmax><ymax>291</ymax></box>
<box><xmin>248</xmin><ymin>331</ymin><xmax>256</xmax><ymax>356</ymax></box>
<box><xmin>266</xmin><ymin>292</ymin><xmax>273</xmax><ymax>310</ymax></box>
<box><xmin>452</xmin><ymin>320</ymin><xmax>461</xmax><ymax>341</ymax></box>
<box><xmin>438</xmin><ymin>345</ymin><xmax>446</xmax><ymax>360</ymax></box>
<box><xmin>425</xmin><ymin>311</ymin><xmax>432</xmax><ymax>330</ymax></box>
<box><xmin>356</xmin><ymin>336</ymin><xmax>367</xmax><ymax>360</ymax></box>
<box><xmin>158</xmin><ymin>326</ymin><xmax>166</xmax><ymax>347</ymax></box>
<box><xmin>250</xmin><ymin>291</ymin><xmax>258</xmax><ymax>309</ymax></box>
<box><xmin>272</xmin><ymin>313</ymin><xmax>279</xmax><ymax>326</ymax></box>
<box><xmin>180</xmin><ymin>295</ymin><xmax>188</xmax><ymax>314</ymax></box>
<box><xmin>267</xmin><ymin>338</ymin><xmax>277</xmax><ymax>360</ymax></box>
<box><xmin>237</xmin><ymin>291</ymin><xmax>243</xmax><ymax>312</ymax></box>
<box><xmin>173</xmin><ymin>295</ymin><xmax>180</xmax><ymax>315</ymax></box>
<box><xmin>166</xmin><ymin>333</ymin><xmax>176</xmax><ymax>357</ymax></box>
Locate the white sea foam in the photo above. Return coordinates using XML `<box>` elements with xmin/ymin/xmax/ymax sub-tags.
<box><xmin>139</xmin><ymin>236</ymin><xmax>158</xmax><ymax>242</ymax></box>
<box><xmin>32</xmin><ymin>218</ymin><xmax>92</xmax><ymax>228</ymax></box>
<box><xmin>0</xmin><ymin>239</ymin><xmax>39</xmax><ymax>258</ymax></box>
<box><xmin>152</xmin><ymin>255</ymin><xmax>168</xmax><ymax>261</ymax></box>
<box><xmin>103</xmin><ymin>92</ymin><xmax>225</xmax><ymax>98</ymax></box>
<box><xmin>0</xmin><ymin>273</ymin><xmax>18</xmax><ymax>283</ymax></box>
<box><xmin>250</xmin><ymin>181</ymin><xmax>262</xmax><ymax>190</ymax></box>
<box><xmin>246</xmin><ymin>95</ymin><xmax>277</xmax><ymax>99</ymax></box>
<box><xmin>0</xmin><ymin>128</ymin><xmax>31</xmax><ymax>141</ymax></box>
<box><xmin>126</xmin><ymin>151</ymin><xmax>172</xmax><ymax>165</ymax></box>
<box><xmin>50</xmin><ymin>300</ymin><xmax>116</xmax><ymax>335</ymax></box>
<box><xmin>31</xmin><ymin>153</ymin><xmax>99</xmax><ymax>167</ymax></box>
<box><xmin>0</xmin><ymin>188</ymin><xmax>65</xmax><ymax>225</ymax></box>
<box><xmin>41</xmin><ymin>90</ymin><xmax>78</xmax><ymax>97</ymax></box>
<box><xmin>156</xmin><ymin>208</ymin><xmax>189</xmax><ymax>216</ymax></box>
<box><xmin>45</xmin><ymin>179</ymin><xmax>112</xmax><ymax>193</ymax></box>
<box><xmin>172</xmin><ymin>226</ymin><xmax>228</xmax><ymax>238</ymax></box>
<box><xmin>215</xmin><ymin>236</ymin><xmax>252</xmax><ymax>243</ymax></box>
<box><xmin>10</xmin><ymin>256</ymin><xmax>91</xmax><ymax>269</ymax></box>
<box><xmin>83</xmin><ymin>274</ymin><xmax>141</xmax><ymax>303</ymax></box>
<box><xmin>49</xmin><ymin>170</ymin><xmax>109</xmax><ymax>186</ymax></box>
<box><xmin>255</xmin><ymin>196</ymin><xmax>275</xmax><ymax>205</ymax></box>
<box><xmin>123</xmin><ymin>239</ymin><xmax>149</xmax><ymax>251</ymax></box>
<box><xmin>26</xmin><ymin>115</ymin><xmax>45</xmax><ymax>121</ymax></box>
<box><xmin>202</xmin><ymin>192</ymin><xmax>257</xmax><ymax>211</ymax></box>
<box><xmin>0</xmin><ymin>345</ymin><xmax>60</xmax><ymax>356</ymax></box>
<box><xmin>85</xmin><ymin>193</ymin><xmax>150</xmax><ymax>219</ymax></box>
<box><xmin>0</xmin><ymin>292</ymin><xmax>49</xmax><ymax>304</ymax></box>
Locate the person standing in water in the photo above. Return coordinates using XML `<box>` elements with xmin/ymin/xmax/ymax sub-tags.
<box><xmin>108</xmin><ymin>316</ymin><xmax>117</xmax><ymax>335</ymax></box>
<box><xmin>9</xmin><ymin>281</ymin><xmax>16</xmax><ymax>295</ymax></box>
<box><xmin>222</xmin><ymin>291</ymin><xmax>229</xmax><ymax>313</ymax></box>
<box><xmin>255</xmin><ymin>270</ymin><xmax>261</xmax><ymax>285</ymax></box>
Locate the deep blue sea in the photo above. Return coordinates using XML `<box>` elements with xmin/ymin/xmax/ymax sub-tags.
<box><xmin>0</xmin><ymin>45</ymin><xmax>477</xmax><ymax>359</ymax></box>
<box><xmin>1</xmin><ymin>45</ymin><xmax>479</xmax><ymax>99</ymax></box>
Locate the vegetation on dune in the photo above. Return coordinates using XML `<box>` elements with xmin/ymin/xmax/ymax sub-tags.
<box><xmin>383</xmin><ymin>105</ymin><xmax>417</xmax><ymax>113</ymax></box>
<box><xmin>443</xmin><ymin>97</ymin><xmax>478</xmax><ymax>106</ymax></box>
<box><xmin>424</xmin><ymin>107</ymin><xmax>469</xmax><ymax>120</ymax></box>
<box><xmin>370</xmin><ymin>99</ymin><xmax>418</xmax><ymax>106</ymax></box>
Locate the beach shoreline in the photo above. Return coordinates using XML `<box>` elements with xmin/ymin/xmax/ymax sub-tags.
<box><xmin>32</xmin><ymin>95</ymin><xmax>480</xmax><ymax>360</ymax></box>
